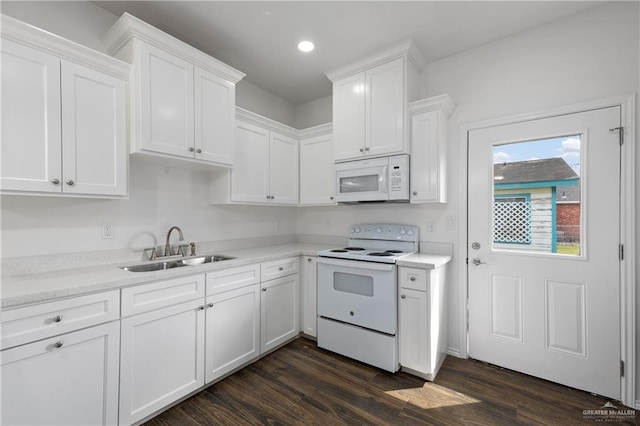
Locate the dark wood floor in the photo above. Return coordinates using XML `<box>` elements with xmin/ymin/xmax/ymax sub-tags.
<box><xmin>144</xmin><ymin>338</ymin><xmax>637</xmax><ymax>425</ymax></box>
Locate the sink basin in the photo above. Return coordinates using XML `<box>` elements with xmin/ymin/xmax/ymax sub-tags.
<box><xmin>120</xmin><ymin>261</ymin><xmax>187</xmax><ymax>272</ymax></box>
<box><xmin>180</xmin><ymin>255</ymin><xmax>236</xmax><ymax>266</ymax></box>
<box><xmin>120</xmin><ymin>255</ymin><xmax>235</xmax><ymax>272</ymax></box>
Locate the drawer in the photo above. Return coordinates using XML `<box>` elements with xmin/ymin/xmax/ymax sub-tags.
<box><xmin>121</xmin><ymin>274</ymin><xmax>205</xmax><ymax>317</ymax></box>
<box><xmin>261</xmin><ymin>257</ymin><xmax>299</xmax><ymax>281</ymax></box>
<box><xmin>399</xmin><ymin>267</ymin><xmax>428</xmax><ymax>292</ymax></box>
<box><xmin>1</xmin><ymin>290</ymin><xmax>120</xmax><ymax>350</ymax></box>
<box><xmin>206</xmin><ymin>264</ymin><xmax>260</xmax><ymax>296</ymax></box>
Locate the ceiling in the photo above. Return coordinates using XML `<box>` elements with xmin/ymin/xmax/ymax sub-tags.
<box><xmin>93</xmin><ymin>1</ymin><xmax>604</xmax><ymax>106</ymax></box>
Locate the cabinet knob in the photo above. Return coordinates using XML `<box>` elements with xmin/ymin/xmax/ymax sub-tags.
<box><xmin>52</xmin><ymin>315</ymin><xmax>63</xmax><ymax>323</ymax></box>
<box><xmin>410</xmin><ymin>276</ymin><xmax>416</xmax><ymax>282</ymax></box>
<box><xmin>196</xmin><ymin>149</ymin><xmax>202</xmax><ymax>154</ymax></box>
<box><xmin>189</xmin><ymin>147</ymin><xmax>195</xmax><ymax>152</ymax></box>
<box><xmin>262</xmin><ymin>288</ymin><xmax>267</xmax><ymax>292</ymax></box>
<box><xmin>365</xmin><ymin>147</ymin><xmax>370</xmax><ymax>151</ymax></box>
<box><xmin>401</xmin><ymin>294</ymin><xmax>406</xmax><ymax>299</ymax></box>
<box><xmin>266</xmin><ymin>195</ymin><xmax>270</xmax><ymax>199</ymax></box>
<box><xmin>307</xmin><ymin>258</ymin><xmax>312</xmax><ymax>262</ymax></box>
<box><xmin>198</xmin><ymin>306</ymin><xmax>205</xmax><ymax>310</ymax></box>
<box><xmin>208</xmin><ymin>303</ymin><xmax>214</xmax><ymax>308</ymax></box>
<box><xmin>50</xmin><ymin>178</ymin><xmax>60</xmax><ymax>185</ymax></box>
<box><xmin>53</xmin><ymin>341</ymin><xmax>64</xmax><ymax>349</ymax></box>
<box><xmin>359</xmin><ymin>148</ymin><xmax>364</xmax><ymax>153</ymax></box>
<box><xmin>65</xmin><ymin>180</ymin><xmax>75</xmax><ymax>186</ymax></box>
<box><xmin>330</xmin><ymin>196</ymin><xmax>334</xmax><ymax>201</ymax></box>
<box><xmin>412</xmin><ymin>191</ymin><xmax>418</xmax><ymax>196</ymax></box>
<box><xmin>278</xmin><ymin>266</ymin><xmax>284</xmax><ymax>271</ymax></box>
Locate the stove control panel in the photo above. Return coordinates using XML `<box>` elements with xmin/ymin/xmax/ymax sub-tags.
<box><xmin>349</xmin><ymin>224</ymin><xmax>419</xmax><ymax>241</ymax></box>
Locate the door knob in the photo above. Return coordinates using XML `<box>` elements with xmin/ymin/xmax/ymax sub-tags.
<box><xmin>472</xmin><ymin>258</ymin><xmax>487</xmax><ymax>266</ymax></box>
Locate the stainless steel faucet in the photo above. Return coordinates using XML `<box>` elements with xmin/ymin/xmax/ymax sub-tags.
<box><xmin>164</xmin><ymin>226</ymin><xmax>184</xmax><ymax>257</ymax></box>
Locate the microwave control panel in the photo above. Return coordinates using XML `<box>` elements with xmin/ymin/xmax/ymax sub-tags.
<box><xmin>388</xmin><ymin>155</ymin><xmax>409</xmax><ymax>200</ymax></box>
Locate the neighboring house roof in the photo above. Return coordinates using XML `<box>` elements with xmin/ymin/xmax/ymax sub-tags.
<box><xmin>494</xmin><ymin>158</ymin><xmax>579</xmax><ymax>189</ymax></box>
<box><xmin>557</xmin><ymin>183</ymin><xmax>581</xmax><ymax>202</ymax></box>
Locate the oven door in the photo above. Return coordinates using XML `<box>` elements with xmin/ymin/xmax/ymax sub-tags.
<box><xmin>317</xmin><ymin>257</ymin><xmax>397</xmax><ymax>335</ymax></box>
<box><xmin>334</xmin><ymin>157</ymin><xmax>388</xmax><ymax>202</ymax></box>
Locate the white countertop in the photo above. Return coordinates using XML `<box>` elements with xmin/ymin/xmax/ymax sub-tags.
<box><xmin>396</xmin><ymin>253</ymin><xmax>452</xmax><ymax>269</ymax></box>
<box><xmin>1</xmin><ymin>244</ymin><xmax>452</xmax><ymax>309</ymax></box>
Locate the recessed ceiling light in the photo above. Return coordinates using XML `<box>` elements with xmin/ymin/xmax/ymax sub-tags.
<box><xmin>298</xmin><ymin>41</ymin><xmax>315</xmax><ymax>53</ymax></box>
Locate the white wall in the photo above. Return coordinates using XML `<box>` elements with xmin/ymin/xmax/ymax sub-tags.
<box><xmin>295</xmin><ymin>96</ymin><xmax>332</xmax><ymax>129</ymax></box>
<box><xmin>236</xmin><ymin>80</ymin><xmax>297</xmax><ymax>128</ymax></box>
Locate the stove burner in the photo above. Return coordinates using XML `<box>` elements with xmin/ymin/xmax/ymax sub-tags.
<box><xmin>330</xmin><ymin>249</ymin><xmax>348</xmax><ymax>253</ymax></box>
<box><xmin>369</xmin><ymin>252</ymin><xmax>394</xmax><ymax>257</ymax></box>
<box><xmin>385</xmin><ymin>250</ymin><xmax>403</xmax><ymax>254</ymax></box>
<box><xmin>344</xmin><ymin>247</ymin><xmax>365</xmax><ymax>251</ymax></box>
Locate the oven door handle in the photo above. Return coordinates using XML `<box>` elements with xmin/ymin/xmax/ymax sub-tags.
<box><xmin>316</xmin><ymin>257</ymin><xmax>395</xmax><ymax>271</ymax></box>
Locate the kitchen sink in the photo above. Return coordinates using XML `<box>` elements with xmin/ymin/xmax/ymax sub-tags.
<box><xmin>120</xmin><ymin>254</ymin><xmax>236</xmax><ymax>272</ymax></box>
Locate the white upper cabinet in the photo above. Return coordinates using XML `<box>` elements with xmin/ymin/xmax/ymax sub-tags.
<box><xmin>409</xmin><ymin>95</ymin><xmax>455</xmax><ymax>204</ymax></box>
<box><xmin>210</xmin><ymin>108</ymin><xmax>299</xmax><ymax>205</ymax></box>
<box><xmin>102</xmin><ymin>13</ymin><xmax>244</xmax><ymax>167</ymax></box>
<box><xmin>1</xmin><ymin>15</ymin><xmax>129</xmax><ymax>197</ymax></box>
<box><xmin>326</xmin><ymin>40</ymin><xmax>424</xmax><ymax>162</ymax></box>
<box><xmin>299</xmin><ymin>124</ymin><xmax>335</xmax><ymax>205</ymax></box>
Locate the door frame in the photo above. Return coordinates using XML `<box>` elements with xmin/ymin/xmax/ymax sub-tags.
<box><xmin>457</xmin><ymin>93</ymin><xmax>636</xmax><ymax>406</ymax></box>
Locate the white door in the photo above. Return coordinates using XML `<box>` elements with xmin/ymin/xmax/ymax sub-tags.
<box><xmin>299</xmin><ymin>134</ymin><xmax>335</xmax><ymax>205</ymax></box>
<box><xmin>261</xmin><ymin>275</ymin><xmax>299</xmax><ymax>353</ymax></box>
<box><xmin>231</xmin><ymin>121</ymin><xmax>270</xmax><ymax>203</ymax></box>
<box><xmin>205</xmin><ymin>283</ymin><xmax>260</xmax><ymax>383</ymax></box>
<box><xmin>269</xmin><ymin>131</ymin><xmax>299</xmax><ymax>204</ymax></box>
<box><xmin>367</xmin><ymin>57</ymin><xmax>405</xmax><ymax>157</ymax></box>
<box><xmin>119</xmin><ymin>299</ymin><xmax>205</xmax><ymax>425</ymax></box>
<box><xmin>194</xmin><ymin>66</ymin><xmax>235</xmax><ymax>166</ymax></box>
<box><xmin>61</xmin><ymin>61</ymin><xmax>127</xmax><ymax>196</ymax></box>
<box><xmin>139</xmin><ymin>43</ymin><xmax>194</xmax><ymax>158</ymax></box>
<box><xmin>333</xmin><ymin>72</ymin><xmax>366</xmax><ymax>161</ymax></box>
<box><xmin>1</xmin><ymin>39</ymin><xmax>62</xmax><ymax>193</ymax></box>
<box><xmin>468</xmin><ymin>107</ymin><xmax>621</xmax><ymax>399</ymax></box>
<box><xmin>1</xmin><ymin>321</ymin><xmax>120</xmax><ymax>426</ymax></box>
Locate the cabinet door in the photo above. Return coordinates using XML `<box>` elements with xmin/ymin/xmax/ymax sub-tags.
<box><xmin>1</xmin><ymin>39</ymin><xmax>62</xmax><ymax>193</ymax></box>
<box><xmin>299</xmin><ymin>134</ymin><xmax>335</xmax><ymax>205</ymax></box>
<box><xmin>261</xmin><ymin>275</ymin><xmax>299</xmax><ymax>353</ymax></box>
<box><xmin>139</xmin><ymin>43</ymin><xmax>194</xmax><ymax>158</ymax></box>
<box><xmin>119</xmin><ymin>299</ymin><xmax>205</xmax><ymax>425</ymax></box>
<box><xmin>231</xmin><ymin>121</ymin><xmax>270</xmax><ymax>203</ymax></box>
<box><xmin>61</xmin><ymin>62</ymin><xmax>127</xmax><ymax>196</ymax></box>
<box><xmin>367</xmin><ymin>57</ymin><xmax>405</xmax><ymax>157</ymax></box>
<box><xmin>332</xmin><ymin>72</ymin><xmax>366</xmax><ymax>161</ymax></box>
<box><xmin>410</xmin><ymin>110</ymin><xmax>445</xmax><ymax>203</ymax></box>
<box><xmin>1</xmin><ymin>321</ymin><xmax>120</xmax><ymax>426</ymax></box>
<box><xmin>398</xmin><ymin>287</ymin><xmax>429</xmax><ymax>374</ymax></box>
<box><xmin>194</xmin><ymin>67</ymin><xmax>235</xmax><ymax>166</ymax></box>
<box><xmin>269</xmin><ymin>132</ymin><xmax>299</xmax><ymax>204</ymax></box>
<box><xmin>301</xmin><ymin>256</ymin><xmax>317</xmax><ymax>338</ymax></box>
<box><xmin>205</xmin><ymin>283</ymin><xmax>260</xmax><ymax>383</ymax></box>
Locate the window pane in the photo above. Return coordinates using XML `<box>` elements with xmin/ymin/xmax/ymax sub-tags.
<box><xmin>493</xmin><ymin>136</ymin><xmax>581</xmax><ymax>256</ymax></box>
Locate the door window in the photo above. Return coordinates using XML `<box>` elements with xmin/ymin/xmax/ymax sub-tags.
<box><xmin>492</xmin><ymin>136</ymin><xmax>581</xmax><ymax>255</ymax></box>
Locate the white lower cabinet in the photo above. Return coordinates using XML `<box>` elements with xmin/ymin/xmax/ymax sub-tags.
<box><xmin>205</xmin><ymin>283</ymin><xmax>261</xmax><ymax>383</ymax></box>
<box><xmin>398</xmin><ymin>266</ymin><xmax>447</xmax><ymax>381</ymax></box>
<box><xmin>1</xmin><ymin>321</ymin><xmax>120</xmax><ymax>426</ymax></box>
<box><xmin>119</xmin><ymin>276</ymin><xmax>206</xmax><ymax>425</ymax></box>
<box><xmin>261</xmin><ymin>273</ymin><xmax>299</xmax><ymax>353</ymax></box>
<box><xmin>300</xmin><ymin>256</ymin><xmax>318</xmax><ymax>337</ymax></box>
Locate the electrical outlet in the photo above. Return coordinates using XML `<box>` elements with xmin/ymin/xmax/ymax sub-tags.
<box><xmin>446</xmin><ymin>216</ymin><xmax>456</xmax><ymax>231</ymax></box>
<box><xmin>426</xmin><ymin>222</ymin><xmax>436</xmax><ymax>234</ymax></box>
<box><xmin>101</xmin><ymin>223</ymin><xmax>114</xmax><ymax>239</ymax></box>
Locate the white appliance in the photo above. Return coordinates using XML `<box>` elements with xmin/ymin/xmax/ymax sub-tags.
<box><xmin>334</xmin><ymin>155</ymin><xmax>409</xmax><ymax>203</ymax></box>
<box><xmin>316</xmin><ymin>224</ymin><xmax>419</xmax><ymax>372</ymax></box>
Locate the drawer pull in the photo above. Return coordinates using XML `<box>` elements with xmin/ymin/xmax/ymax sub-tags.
<box><xmin>409</xmin><ymin>276</ymin><xmax>416</xmax><ymax>282</ymax></box>
<box><xmin>52</xmin><ymin>315</ymin><xmax>63</xmax><ymax>323</ymax></box>
<box><xmin>53</xmin><ymin>341</ymin><xmax>64</xmax><ymax>349</ymax></box>
<box><xmin>278</xmin><ymin>266</ymin><xmax>284</xmax><ymax>271</ymax></box>
<box><xmin>401</xmin><ymin>294</ymin><xmax>406</xmax><ymax>299</ymax></box>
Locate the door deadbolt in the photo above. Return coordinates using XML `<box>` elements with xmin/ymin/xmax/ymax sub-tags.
<box><xmin>471</xmin><ymin>242</ymin><xmax>481</xmax><ymax>250</ymax></box>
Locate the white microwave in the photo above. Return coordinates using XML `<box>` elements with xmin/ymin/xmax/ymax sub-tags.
<box><xmin>334</xmin><ymin>154</ymin><xmax>410</xmax><ymax>203</ymax></box>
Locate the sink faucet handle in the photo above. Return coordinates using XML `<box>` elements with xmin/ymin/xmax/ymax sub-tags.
<box><xmin>189</xmin><ymin>242</ymin><xmax>196</xmax><ymax>256</ymax></box>
<box><xmin>144</xmin><ymin>247</ymin><xmax>158</xmax><ymax>260</ymax></box>
<box><xmin>177</xmin><ymin>244</ymin><xmax>190</xmax><ymax>257</ymax></box>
